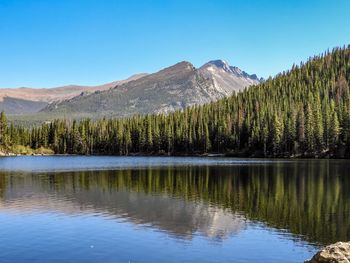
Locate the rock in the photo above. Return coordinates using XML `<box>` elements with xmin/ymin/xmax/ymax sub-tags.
<box><xmin>305</xmin><ymin>242</ymin><xmax>350</xmax><ymax>263</ymax></box>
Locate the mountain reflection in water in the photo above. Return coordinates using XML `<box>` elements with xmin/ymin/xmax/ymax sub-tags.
<box><xmin>1</xmin><ymin>159</ymin><xmax>349</xmax><ymax>245</ymax></box>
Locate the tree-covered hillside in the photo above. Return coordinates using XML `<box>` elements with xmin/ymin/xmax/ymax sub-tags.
<box><xmin>1</xmin><ymin>45</ymin><xmax>350</xmax><ymax>157</ymax></box>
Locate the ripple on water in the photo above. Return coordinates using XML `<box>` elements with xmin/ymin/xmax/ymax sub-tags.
<box><xmin>0</xmin><ymin>157</ymin><xmax>342</xmax><ymax>262</ymax></box>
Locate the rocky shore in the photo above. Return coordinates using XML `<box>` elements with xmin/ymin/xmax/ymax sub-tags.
<box><xmin>305</xmin><ymin>242</ymin><xmax>350</xmax><ymax>263</ymax></box>
<box><xmin>0</xmin><ymin>146</ymin><xmax>54</xmax><ymax>156</ymax></box>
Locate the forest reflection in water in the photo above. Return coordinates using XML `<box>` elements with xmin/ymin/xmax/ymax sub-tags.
<box><xmin>0</xmin><ymin>159</ymin><xmax>349</xmax><ymax>245</ymax></box>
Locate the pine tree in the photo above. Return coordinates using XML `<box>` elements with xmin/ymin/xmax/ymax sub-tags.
<box><xmin>272</xmin><ymin>113</ymin><xmax>283</xmax><ymax>155</ymax></box>
<box><xmin>0</xmin><ymin>112</ymin><xmax>9</xmax><ymax>148</ymax></box>
<box><xmin>329</xmin><ymin>107</ymin><xmax>341</xmax><ymax>149</ymax></box>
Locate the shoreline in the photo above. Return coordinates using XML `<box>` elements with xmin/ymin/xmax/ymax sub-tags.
<box><xmin>0</xmin><ymin>152</ymin><xmax>349</xmax><ymax>159</ymax></box>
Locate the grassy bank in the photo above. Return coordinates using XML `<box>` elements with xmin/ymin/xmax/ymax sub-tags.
<box><xmin>0</xmin><ymin>145</ymin><xmax>54</xmax><ymax>156</ymax></box>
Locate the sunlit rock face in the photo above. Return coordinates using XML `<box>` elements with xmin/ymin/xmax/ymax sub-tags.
<box><xmin>199</xmin><ymin>59</ymin><xmax>261</xmax><ymax>97</ymax></box>
<box><xmin>305</xmin><ymin>242</ymin><xmax>350</xmax><ymax>263</ymax></box>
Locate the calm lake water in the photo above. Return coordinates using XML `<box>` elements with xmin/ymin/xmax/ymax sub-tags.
<box><xmin>0</xmin><ymin>156</ymin><xmax>349</xmax><ymax>263</ymax></box>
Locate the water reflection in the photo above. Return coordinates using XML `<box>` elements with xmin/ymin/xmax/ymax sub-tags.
<box><xmin>0</xmin><ymin>159</ymin><xmax>349</xmax><ymax>245</ymax></box>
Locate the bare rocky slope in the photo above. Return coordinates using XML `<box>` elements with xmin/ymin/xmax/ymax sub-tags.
<box><xmin>39</xmin><ymin>60</ymin><xmax>261</xmax><ymax>119</ymax></box>
<box><xmin>0</xmin><ymin>74</ymin><xmax>147</xmax><ymax>114</ymax></box>
<box><xmin>4</xmin><ymin>60</ymin><xmax>261</xmax><ymax>123</ymax></box>
<box><xmin>305</xmin><ymin>242</ymin><xmax>350</xmax><ymax>263</ymax></box>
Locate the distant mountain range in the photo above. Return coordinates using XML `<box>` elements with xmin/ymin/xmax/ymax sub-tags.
<box><xmin>0</xmin><ymin>74</ymin><xmax>147</xmax><ymax>114</ymax></box>
<box><xmin>1</xmin><ymin>60</ymin><xmax>261</xmax><ymax>122</ymax></box>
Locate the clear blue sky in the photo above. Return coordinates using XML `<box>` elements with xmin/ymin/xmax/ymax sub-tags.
<box><xmin>1</xmin><ymin>0</ymin><xmax>350</xmax><ymax>88</ymax></box>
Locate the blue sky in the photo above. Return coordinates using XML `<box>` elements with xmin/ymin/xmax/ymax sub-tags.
<box><xmin>1</xmin><ymin>0</ymin><xmax>350</xmax><ymax>88</ymax></box>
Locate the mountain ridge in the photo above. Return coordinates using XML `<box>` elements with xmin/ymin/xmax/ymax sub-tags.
<box><xmin>1</xmin><ymin>59</ymin><xmax>261</xmax><ymax>122</ymax></box>
<box><xmin>39</xmin><ymin>59</ymin><xmax>260</xmax><ymax>119</ymax></box>
<box><xmin>0</xmin><ymin>73</ymin><xmax>148</xmax><ymax>103</ymax></box>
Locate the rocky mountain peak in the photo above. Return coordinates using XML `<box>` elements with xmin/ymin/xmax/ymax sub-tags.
<box><xmin>200</xmin><ymin>59</ymin><xmax>261</xmax><ymax>84</ymax></box>
<box><xmin>206</xmin><ymin>60</ymin><xmax>232</xmax><ymax>72</ymax></box>
<box><xmin>156</xmin><ymin>61</ymin><xmax>195</xmax><ymax>76</ymax></box>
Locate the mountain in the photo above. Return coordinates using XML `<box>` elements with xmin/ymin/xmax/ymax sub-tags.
<box><xmin>200</xmin><ymin>60</ymin><xmax>262</xmax><ymax>91</ymax></box>
<box><xmin>199</xmin><ymin>59</ymin><xmax>262</xmax><ymax>99</ymax></box>
<box><xmin>0</xmin><ymin>97</ymin><xmax>48</xmax><ymax>114</ymax></box>
<box><xmin>0</xmin><ymin>73</ymin><xmax>147</xmax><ymax>114</ymax></box>
<box><xmin>38</xmin><ymin>60</ymin><xmax>260</xmax><ymax>119</ymax></box>
<box><xmin>2</xmin><ymin>45</ymin><xmax>349</xmax><ymax>157</ymax></box>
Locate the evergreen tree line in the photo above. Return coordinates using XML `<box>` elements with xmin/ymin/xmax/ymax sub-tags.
<box><xmin>1</xmin><ymin>45</ymin><xmax>350</xmax><ymax>157</ymax></box>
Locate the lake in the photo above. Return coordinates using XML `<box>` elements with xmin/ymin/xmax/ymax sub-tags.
<box><xmin>0</xmin><ymin>156</ymin><xmax>349</xmax><ymax>262</ymax></box>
